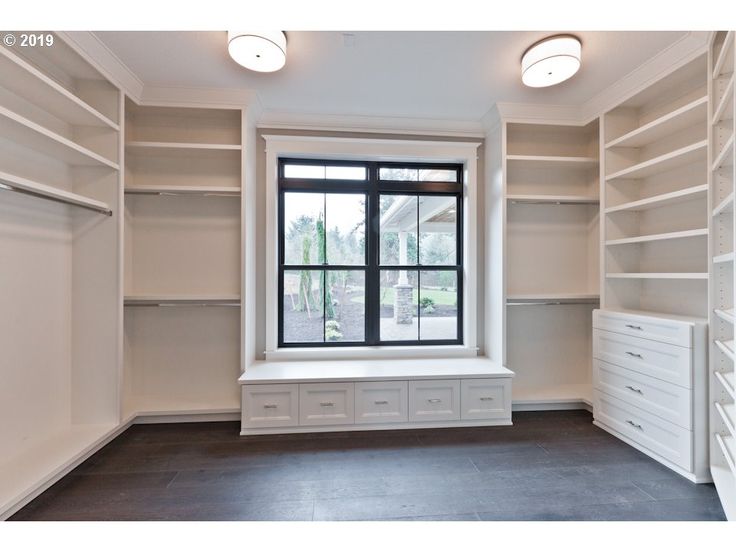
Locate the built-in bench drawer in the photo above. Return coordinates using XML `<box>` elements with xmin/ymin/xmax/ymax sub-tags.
<box><xmin>594</xmin><ymin>360</ymin><xmax>691</xmax><ymax>429</ymax></box>
<box><xmin>409</xmin><ymin>380</ymin><xmax>460</xmax><ymax>422</ymax></box>
<box><xmin>593</xmin><ymin>329</ymin><xmax>692</xmax><ymax>388</ymax></box>
<box><xmin>595</xmin><ymin>391</ymin><xmax>693</xmax><ymax>471</ymax></box>
<box><xmin>242</xmin><ymin>384</ymin><xmax>299</xmax><ymax>429</ymax></box>
<box><xmin>461</xmin><ymin>379</ymin><xmax>511</xmax><ymax>420</ymax></box>
<box><xmin>299</xmin><ymin>383</ymin><xmax>355</xmax><ymax>426</ymax></box>
<box><xmin>593</xmin><ymin>310</ymin><xmax>692</xmax><ymax>347</ymax></box>
<box><xmin>355</xmin><ymin>381</ymin><xmax>408</xmax><ymax>424</ymax></box>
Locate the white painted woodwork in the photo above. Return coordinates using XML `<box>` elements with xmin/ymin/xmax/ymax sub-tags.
<box><xmin>299</xmin><ymin>383</ymin><xmax>355</xmax><ymax>426</ymax></box>
<box><xmin>354</xmin><ymin>381</ymin><xmax>409</xmax><ymax>424</ymax></box>
<box><xmin>408</xmin><ymin>380</ymin><xmax>461</xmax><ymax>422</ymax></box>
<box><xmin>460</xmin><ymin>379</ymin><xmax>511</xmax><ymax>420</ymax></box>
<box><xmin>242</xmin><ymin>384</ymin><xmax>299</xmax><ymax>428</ymax></box>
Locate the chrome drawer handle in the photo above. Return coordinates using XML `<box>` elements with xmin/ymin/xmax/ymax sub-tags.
<box><xmin>625</xmin><ymin>351</ymin><xmax>643</xmax><ymax>359</ymax></box>
<box><xmin>263</xmin><ymin>404</ymin><xmax>278</xmax><ymax>409</ymax></box>
<box><xmin>320</xmin><ymin>402</ymin><xmax>335</xmax><ymax>407</ymax></box>
<box><xmin>625</xmin><ymin>324</ymin><xmax>643</xmax><ymax>330</ymax></box>
<box><xmin>625</xmin><ymin>385</ymin><xmax>643</xmax><ymax>394</ymax></box>
<box><xmin>427</xmin><ymin>398</ymin><xmax>442</xmax><ymax>403</ymax></box>
<box><xmin>374</xmin><ymin>400</ymin><xmax>389</xmax><ymax>405</ymax></box>
<box><xmin>479</xmin><ymin>397</ymin><xmax>494</xmax><ymax>401</ymax></box>
<box><xmin>626</xmin><ymin>420</ymin><xmax>643</xmax><ymax>430</ymax></box>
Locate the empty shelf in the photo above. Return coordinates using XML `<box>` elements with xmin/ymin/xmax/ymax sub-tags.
<box><xmin>606</xmin><ymin>228</ymin><xmax>707</xmax><ymax>246</ymax></box>
<box><xmin>606</xmin><ymin>273</ymin><xmax>708</xmax><ymax>280</ymax></box>
<box><xmin>715</xmin><ymin>433</ymin><xmax>736</xmax><ymax>474</ymax></box>
<box><xmin>124</xmin><ymin>295</ymin><xmax>241</xmax><ymax>306</ymax></box>
<box><xmin>605</xmin><ymin>185</ymin><xmax>708</xmax><ymax>214</ymax></box>
<box><xmin>713</xmin><ymin>31</ymin><xmax>735</xmax><ymax>80</ymax></box>
<box><xmin>606</xmin><ymin>140</ymin><xmax>708</xmax><ymax>181</ymax></box>
<box><xmin>716</xmin><ymin>401</ymin><xmax>736</xmax><ymax>439</ymax></box>
<box><xmin>126</xmin><ymin>141</ymin><xmax>242</xmax><ymax>159</ymax></box>
<box><xmin>716</xmin><ymin>370</ymin><xmax>736</xmax><ymax>400</ymax></box>
<box><xmin>0</xmin><ymin>105</ymin><xmax>119</xmax><ymax>169</ymax></box>
<box><xmin>715</xmin><ymin>309</ymin><xmax>735</xmax><ymax>324</ymax></box>
<box><xmin>606</xmin><ymin>96</ymin><xmax>708</xmax><ymax>149</ymax></box>
<box><xmin>125</xmin><ymin>185</ymin><xmax>241</xmax><ymax>196</ymax></box>
<box><xmin>506</xmin><ymin>155</ymin><xmax>598</xmax><ymax>169</ymax></box>
<box><xmin>714</xmin><ymin>252</ymin><xmax>735</xmax><ymax>264</ymax></box>
<box><xmin>713</xmin><ymin>192</ymin><xmax>735</xmax><ymax>217</ymax></box>
<box><xmin>713</xmin><ymin>75</ymin><xmax>735</xmax><ymax>125</ymax></box>
<box><xmin>712</xmin><ymin>134</ymin><xmax>735</xmax><ymax>172</ymax></box>
<box><xmin>506</xmin><ymin>194</ymin><xmax>598</xmax><ymax>205</ymax></box>
<box><xmin>0</xmin><ymin>171</ymin><xmax>112</xmax><ymax>216</ymax></box>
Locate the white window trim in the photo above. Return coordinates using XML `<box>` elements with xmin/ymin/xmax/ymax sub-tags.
<box><xmin>263</xmin><ymin>135</ymin><xmax>481</xmax><ymax>361</ymax></box>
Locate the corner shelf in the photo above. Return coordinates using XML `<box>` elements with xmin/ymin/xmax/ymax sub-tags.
<box><xmin>0</xmin><ymin>105</ymin><xmax>119</xmax><ymax>169</ymax></box>
<box><xmin>605</xmin><ymin>228</ymin><xmax>707</xmax><ymax>246</ymax></box>
<box><xmin>605</xmin><ymin>96</ymin><xmax>708</xmax><ymax>149</ymax></box>
<box><xmin>605</xmin><ymin>140</ymin><xmax>708</xmax><ymax>181</ymax></box>
<box><xmin>124</xmin><ymin>185</ymin><xmax>241</xmax><ymax>196</ymax></box>
<box><xmin>505</xmin><ymin>155</ymin><xmax>598</xmax><ymax>169</ymax></box>
<box><xmin>0</xmin><ymin>170</ymin><xmax>112</xmax><ymax>216</ymax></box>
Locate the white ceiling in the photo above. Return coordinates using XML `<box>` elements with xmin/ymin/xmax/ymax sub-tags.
<box><xmin>95</xmin><ymin>31</ymin><xmax>688</xmax><ymax>121</ymax></box>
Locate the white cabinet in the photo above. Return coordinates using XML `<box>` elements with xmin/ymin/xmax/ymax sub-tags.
<box><xmin>461</xmin><ymin>379</ymin><xmax>511</xmax><ymax>420</ymax></box>
<box><xmin>593</xmin><ymin>310</ymin><xmax>693</xmax><ymax>347</ymax></box>
<box><xmin>299</xmin><ymin>383</ymin><xmax>354</xmax><ymax>426</ymax></box>
<box><xmin>355</xmin><ymin>381</ymin><xmax>408</xmax><ymax>424</ymax></box>
<box><xmin>242</xmin><ymin>384</ymin><xmax>298</xmax><ymax>428</ymax></box>
<box><xmin>409</xmin><ymin>380</ymin><xmax>461</xmax><ymax>422</ymax></box>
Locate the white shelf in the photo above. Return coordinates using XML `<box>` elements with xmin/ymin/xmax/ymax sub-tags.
<box><xmin>0</xmin><ymin>423</ymin><xmax>119</xmax><ymax>519</ymax></box>
<box><xmin>126</xmin><ymin>141</ymin><xmax>242</xmax><ymax>159</ymax></box>
<box><xmin>0</xmin><ymin>170</ymin><xmax>112</xmax><ymax>216</ymax></box>
<box><xmin>605</xmin><ymin>184</ymin><xmax>708</xmax><ymax>214</ymax></box>
<box><xmin>606</xmin><ymin>140</ymin><xmax>708</xmax><ymax>181</ymax></box>
<box><xmin>716</xmin><ymin>433</ymin><xmax>736</xmax><ymax>474</ymax></box>
<box><xmin>712</xmin><ymin>134</ymin><xmax>735</xmax><ymax>171</ymax></box>
<box><xmin>606</xmin><ymin>96</ymin><xmax>708</xmax><ymax>149</ymax></box>
<box><xmin>606</xmin><ymin>228</ymin><xmax>707</xmax><ymax>246</ymax></box>
<box><xmin>506</xmin><ymin>293</ymin><xmax>599</xmax><ymax>301</ymax></box>
<box><xmin>124</xmin><ymin>294</ymin><xmax>241</xmax><ymax>306</ymax></box>
<box><xmin>713</xmin><ymin>31</ymin><xmax>735</xmax><ymax>80</ymax></box>
<box><xmin>512</xmin><ymin>383</ymin><xmax>593</xmax><ymax>406</ymax></box>
<box><xmin>715</xmin><ymin>308</ymin><xmax>735</xmax><ymax>325</ymax></box>
<box><xmin>716</xmin><ymin>370</ymin><xmax>736</xmax><ymax>400</ymax></box>
<box><xmin>506</xmin><ymin>194</ymin><xmax>598</xmax><ymax>205</ymax></box>
<box><xmin>713</xmin><ymin>74</ymin><xmax>735</xmax><ymax>125</ymax></box>
<box><xmin>0</xmin><ymin>104</ymin><xmax>119</xmax><ymax>169</ymax></box>
<box><xmin>606</xmin><ymin>272</ymin><xmax>708</xmax><ymax>280</ymax></box>
<box><xmin>716</xmin><ymin>401</ymin><xmax>736</xmax><ymax>439</ymax></box>
<box><xmin>124</xmin><ymin>397</ymin><xmax>241</xmax><ymax>419</ymax></box>
<box><xmin>506</xmin><ymin>155</ymin><xmax>598</xmax><ymax>169</ymax></box>
<box><xmin>714</xmin><ymin>252</ymin><xmax>735</xmax><ymax>264</ymax></box>
<box><xmin>0</xmin><ymin>46</ymin><xmax>119</xmax><ymax>130</ymax></box>
<box><xmin>713</xmin><ymin>192</ymin><xmax>735</xmax><ymax>217</ymax></box>
<box><xmin>124</xmin><ymin>185</ymin><xmax>241</xmax><ymax>196</ymax></box>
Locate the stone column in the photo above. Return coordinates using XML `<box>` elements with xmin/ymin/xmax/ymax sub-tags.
<box><xmin>393</xmin><ymin>284</ymin><xmax>414</xmax><ymax>324</ymax></box>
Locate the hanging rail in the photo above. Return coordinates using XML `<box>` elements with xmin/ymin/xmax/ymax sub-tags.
<box><xmin>506</xmin><ymin>300</ymin><xmax>600</xmax><ymax>306</ymax></box>
<box><xmin>0</xmin><ymin>177</ymin><xmax>113</xmax><ymax>216</ymax></box>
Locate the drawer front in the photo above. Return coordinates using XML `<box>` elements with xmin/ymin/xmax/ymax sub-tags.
<box><xmin>594</xmin><ymin>360</ymin><xmax>692</xmax><ymax>429</ymax></box>
<box><xmin>299</xmin><ymin>383</ymin><xmax>355</xmax><ymax>426</ymax></box>
<box><xmin>461</xmin><ymin>379</ymin><xmax>511</xmax><ymax>420</ymax></box>
<box><xmin>409</xmin><ymin>380</ymin><xmax>461</xmax><ymax>422</ymax></box>
<box><xmin>593</xmin><ymin>310</ymin><xmax>692</xmax><ymax>347</ymax></box>
<box><xmin>593</xmin><ymin>329</ymin><xmax>692</xmax><ymax>388</ymax></box>
<box><xmin>355</xmin><ymin>381</ymin><xmax>408</xmax><ymax>424</ymax></box>
<box><xmin>242</xmin><ymin>384</ymin><xmax>299</xmax><ymax>428</ymax></box>
<box><xmin>595</xmin><ymin>391</ymin><xmax>692</xmax><ymax>471</ymax></box>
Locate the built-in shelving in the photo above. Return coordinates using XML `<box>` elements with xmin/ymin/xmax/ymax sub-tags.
<box><xmin>714</xmin><ymin>191</ymin><xmax>735</xmax><ymax>216</ymax></box>
<box><xmin>506</xmin><ymin>155</ymin><xmax>597</xmax><ymax>169</ymax></box>
<box><xmin>713</xmin><ymin>31</ymin><xmax>735</xmax><ymax>80</ymax></box>
<box><xmin>716</xmin><ymin>433</ymin><xmax>736</xmax><ymax>473</ymax></box>
<box><xmin>506</xmin><ymin>194</ymin><xmax>598</xmax><ymax>204</ymax></box>
<box><xmin>715</xmin><ymin>308</ymin><xmax>735</xmax><ymax>325</ymax></box>
<box><xmin>606</xmin><ymin>140</ymin><xmax>708</xmax><ymax>181</ymax></box>
<box><xmin>124</xmin><ymin>185</ymin><xmax>241</xmax><ymax>196</ymax></box>
<box><xmin>716</xmin><ymin>370</ymin><xmax>736</xmax><ymax>400</ymax></box>
<box><xmin>606</xmin><ymin>228</ymin><xmax>708</xmax><ymax>246</ymax></box>
<box><xmin>712</xmin><ymin>134</ymin><xmax>735</xmax><ymax>171</ymax></box>
<box><xmin>605</xmin><ymin>184</ymin><xmax>708</xmax><ymax>214</ymax></box>
<box><xmin>716</xmin><ymin>340</ymin><xmax>736</xmax><ymax>362</ymax></box>
<box><xmin>716</xmin><ymin>401</ymin><xmax>736</xmax><ymax>438</ymax></box>
<box><xmin>714</xmin><ymin>252</ymin><xmax>735</xmax><ymax>264</ymax></box>
<box><xmin>606</xmin><ymin>272</ymin><xmax>709</xmax><ymax>280</ymax></box>
<box><xmin>712</xmin><ymin>75</ymin><xmax>734</xmax><ymax>124</ymax></box>
<box><xmin>124</xmin><ymin>295</ymin><xmax>241</xmax><ymax>306</ymax></box>
<box><xmin>506</xmin><ymin>293</ymin><xmax>600</xmax><ymax>302</ymax></box>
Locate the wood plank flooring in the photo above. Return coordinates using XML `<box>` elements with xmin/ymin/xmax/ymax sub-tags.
<box><xmin>10</xmin><ymin>410</ymin><xmax>726</xmax><ymax>521</ymax></box>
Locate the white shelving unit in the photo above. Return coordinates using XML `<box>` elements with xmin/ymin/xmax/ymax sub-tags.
<box><xmin>0</xmin><ymin>35</ymin><xmax>122</xmax><ymax>519</ymax></box>
<box><xmin>709</xmin><ymin>30</ymin><xmax>736</xmax><ymax>521</ymax></box>
<box><xmin>501</xmin><ymin>120</ymin><xmax>600</xmax><ymax>407</ymax></box>
<box><xmin>123</xmin><ymin>99</ymin><xmax>243</xmax><ymax>419</ymax></box>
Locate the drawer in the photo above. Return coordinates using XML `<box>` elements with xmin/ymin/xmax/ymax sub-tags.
<box><xmin>461</xmin><ymin>378</ymin><xmax>511</xmax><ymax>420</ymax></box>
<box><xmin>593</xmin><ymin>310</ymin><xmax>692</xmax><ymax>347</ymax></box>
<box><xmin>593</xmin><ymin>329</ymin><xmax>692</xmax><ymax>388</ymax></box>
<box><xmin>242</xmin><ymin>384</ymin><xmax>299</xmax><ymax>428</ymax></box>
<box><xmin>409</xmin><ymin>380</ymin><xmax>460</xmax><ymax>422</ymax></box>
<box><xmin>595</xmin><ymin>391</ymin><xmax>692</xmax><ymax>471</ymax></box>
<box><xmin>594</xmin><ymin>360</ymin><xmax>691</xmax><ymax>429</ymax></box>
<box><xmin>355</xmin><ymin>381</ymin><xmax>408</xmax><ymax>424</ymax></box>
<box><xmin>299</xmin><ymin>383</ymin><xmax>354</xmax><ymax>426</ymax></box>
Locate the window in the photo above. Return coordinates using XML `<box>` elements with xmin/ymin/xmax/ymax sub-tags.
<box><xmin>278</xmin><ymin>159</ymin><xmax>463</xmax><ymax>347</ymax></box>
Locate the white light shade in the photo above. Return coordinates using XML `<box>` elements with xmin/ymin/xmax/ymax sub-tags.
<box><xmin>228</xmin><ymin>31</ymin><xmax>287</xmax><ymax>72</ymax></box>
<box><xmin>521</xmin><ymin>35</ymin><xmax>581</xmax><ymax>88</ymax></box>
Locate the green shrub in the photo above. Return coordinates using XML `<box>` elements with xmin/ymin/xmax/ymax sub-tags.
<box><xmin>326</xmin><ymin>320</ymin><xmax>343</xmax><ymax>341</ymax></box>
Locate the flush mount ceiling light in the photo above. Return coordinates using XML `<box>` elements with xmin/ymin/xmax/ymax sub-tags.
<box><xmin>227</xmin><ymin>31</ymin><xmax>287</xmax><ymax>72</ymax></box>
<box><xmin>521</xmin><ymin>35</ymin><xmax>582</xmax><ymax>88</ymax></box>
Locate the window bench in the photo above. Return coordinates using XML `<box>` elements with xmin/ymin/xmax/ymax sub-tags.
<box><xmin>238</xmin><ymin>357</ymin><xmax>514</xmax><ymax>435</ymax></box>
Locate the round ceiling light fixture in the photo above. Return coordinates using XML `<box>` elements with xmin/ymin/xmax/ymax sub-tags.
<box><xmin>521</xmin><ymin>34</ymin><xmax>582</xmax><ymax>88</ymax></box>
<box><xmin>227</xmin><ymin>31</ymin><xmax>287</xmax><ymax>72</ymax></box>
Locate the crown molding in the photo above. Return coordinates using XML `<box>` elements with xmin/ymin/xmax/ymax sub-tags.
<box><xmin>59</xmin><ymin>32</ymin><xmax>145</xmax><ymax>101</ymax></box>
<box><xmin>257</xmin><ymin>111</ymin><xmax>486</xmax><ymax>138</ymax></box>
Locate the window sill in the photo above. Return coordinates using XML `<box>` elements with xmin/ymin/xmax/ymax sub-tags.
<box><xmin>264</xmin><ymin>345</ymin><xmax>479</xmax><ymax>362</ymax></box>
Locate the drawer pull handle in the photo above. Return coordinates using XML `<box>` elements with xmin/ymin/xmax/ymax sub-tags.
<box><xmin>263</xmin><ymin>404</ymin><xmax>278</xmax><ymax>409</ymax></box>
<box><xmin>479</xmin><ymin>397</ymin><xmax>494</xmax><ymax>401</ymax></box>
<box><xmin>626</xmin><ymin>420</ymin><xmax>643</xmax><ymax>430</ymax></box>
<box><xmin>427</xmin><ymin>398</ymin><xmax>442</xmax><ymax>403</ymax></box>
<box><xmin>625</xmin><ymin>324</ymin><xmax>643</xmax><ymax>330</ymax></box>
<box><xmin>320</xmin><ymin>402</ymin><xmax>335</xmax><ymax>407</ymax></box>
<box><xmin>625</xmin><ymin>385</ymin><xmax>643</xmax><ymax>394</ymax></box>
<box><xmin>374</xmin><ymin>400</ymin><xmax>389</xmax><ymax>405</ymax></box>
<box><xmin>625</xmin><ymin>351</ymin><xmax>643</xmax><ymax>359</ymax></box>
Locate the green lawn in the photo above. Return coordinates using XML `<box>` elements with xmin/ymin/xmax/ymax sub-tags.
<box><xmin>352</xmin><ymin>287</ymin><xmax>456</xmax><ymax>306</ymax></box>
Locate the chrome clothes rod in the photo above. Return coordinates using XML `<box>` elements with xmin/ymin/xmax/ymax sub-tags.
<box><xmin>506</xmin><ymin>300</ymin><xmax>600</xmax><ymax>306</ymax></box>
<box><xmin>0</xmin><ymin>181</ymin><xmax>113</xmax><ymax>216</ymax></box>
<box><xmin>124</xmin><ymin>303</ymin><xmax>241</xmax><ymax>307</ymax></box>
<box><xmin>124</xmin><ymin>191</ymin><xmax>238</xmax><ymax>197</ymax></box>
<box><xmin>509</xmin><ymin>200</ymin><xmax>597</xmax><ymax>205</ymax></box>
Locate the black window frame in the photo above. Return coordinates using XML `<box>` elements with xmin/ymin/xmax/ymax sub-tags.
<box><xmin>277</xmin><ymin>158</ymin><xmax>463</xmax><ymax>348</ymax></box>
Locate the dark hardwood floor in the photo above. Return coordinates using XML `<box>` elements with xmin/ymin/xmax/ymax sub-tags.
<box><xmin>10</xmin><ymin>410</ymin><xmax>726</xmax><ymax>521</ymax></box>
